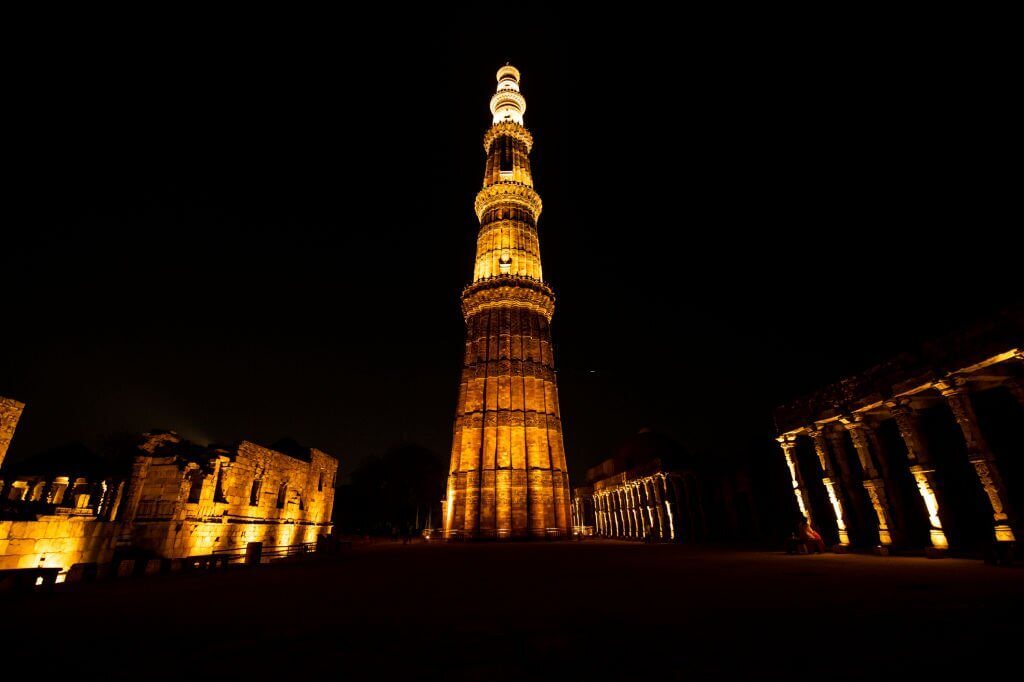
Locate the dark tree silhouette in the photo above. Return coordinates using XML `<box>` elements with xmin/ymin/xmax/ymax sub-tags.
<box><xmin>335</xmin><ymin>444</ymin><xmax>444</xmax><ymax>536</ymax></box>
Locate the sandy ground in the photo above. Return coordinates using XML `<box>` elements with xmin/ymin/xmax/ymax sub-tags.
<box><xmin>3</xmin><ymin>540</ymin><xmax>1021</xmax><ymax>680</ymax></box>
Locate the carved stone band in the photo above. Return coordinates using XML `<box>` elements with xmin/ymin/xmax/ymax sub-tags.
<box><xmin>483</xmin><ymin>122</ymin><xmax>534</xmax><ymax>153</ymax></box>
<box><xmin>455</xmin><ymin>410</ymin><xmax>563</xmax><ymax>430</ymax></box>
<box><xmin>474</xmin><ymin>182</ymin><xmax>543</xmax><ymax>221</ymax></box>
<box><xmin>462</xmin><ymin>277</ymin><xmax>555</xmax><ymax>322</ymax></box>
<box><xmin>461</xmin><ymin>359</ymin><xmax>556</xmax><ymax>382</ymax></box>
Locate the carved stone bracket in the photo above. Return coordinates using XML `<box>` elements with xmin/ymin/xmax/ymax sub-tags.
<box><xmin>885</xmin><ymin>399</ymin><xmax>930</xmax><ymax>465</ymax></box>
<box><xmin>936</xmin><ymin>379</ymin><xmax>990</xmax><ymax>462</ymax></box>
<box><xmin>841</xmin><ymin>416</ymin><xmax>880</xmax><ymax>479</ymax></box>
<box><xmin>808</xmin><ymin>429</ymin><xmax>830</xmax><ymax>473</ymax></box>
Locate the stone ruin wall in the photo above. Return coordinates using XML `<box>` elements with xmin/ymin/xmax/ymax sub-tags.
<box><xmin>0</xmin><ymin>517</ymin><xmax>118</xmax><ymax>570</ymax></box>
<box><xmin>0</xmin><ymin>397</ymin><xmax>25</xmax><ymax>471</ymax></box>
<box><xmin>129</xmin><ymin>441</ymin><xmax>338</xmax><ymax>558</ymax></box>
<box><xmin>0</xmin><ymin>412</ymin><xmax>340</xmax><ymax>572</ymax></box>
<box><xmin>131</xmin><ymin>520</ymin><xmax>325</xmax><ymax>560</ymax></box>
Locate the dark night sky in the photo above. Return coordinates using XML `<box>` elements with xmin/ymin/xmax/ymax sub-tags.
<box><xmin>4</xmin><ymin>10</ymin><xmax>1020</xmax><ymax>483</ymax></box>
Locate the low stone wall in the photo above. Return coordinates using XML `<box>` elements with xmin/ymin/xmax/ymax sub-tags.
<box><xmin>0</xmin><ymin>516</ymin><xmax>118</xmax><ymax>570</ymax></box>
<box><xmin>131</xmin><ymin>519</ymin><xmax>331</xmax><ymax>558</ymax></box>
<box><xmin>2</xmin><ymin>516</ymin><xmax>331</xmax><ymax>573</ymax></box>
<box><xmin>1</xmin><ymin>517</ymin><xmax>332</xmax><ymax>572</ymax></box>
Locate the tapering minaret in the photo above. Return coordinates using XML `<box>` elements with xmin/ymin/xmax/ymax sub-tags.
<box><xmin>443</xmin><ymin>65</ymin><xmax>571</xmax><ymax>539</ymax></box>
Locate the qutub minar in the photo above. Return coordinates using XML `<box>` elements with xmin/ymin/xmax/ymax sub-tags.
<box><xmin>443</xmin><ymin>65</ymin><xmax>571</xmax><ymax>539</ymax></box>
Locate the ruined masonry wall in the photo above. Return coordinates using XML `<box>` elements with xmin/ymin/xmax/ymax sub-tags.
<box><xmin>1</xmin><ymin>426</ymin><xmax>339</xmax><ymax>570</ymax></box>
<box><xmin>132</xmin><ymin>519</ymin><xmax>326</xmax><ymax>558</ymax></box>
<box><xmin>0</xmin><ymin>517</ymin><xmax>118</xmax><ymax>570</ymax></box>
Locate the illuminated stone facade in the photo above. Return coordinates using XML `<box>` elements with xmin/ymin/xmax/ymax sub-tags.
<box><xmin>775</xmin><ymin>309</ymin><xmax>1024</xmax><ymax>554</ymax></box>
<box><xmin>444</xmin><ymin>66</ymin><xmax>571</xmax><ymax>539</ymax></box>
<box><xmin>0</xmin><ymin>396</ymin><xmax>25</xmax><ymax>471</ymax></box>
<box><xmin>123</xmin><ymin>433</ymin><xmax>338</xmax><ymax>558</ymax></box>
<box><xmin>0</xmin><ymin>517</ymin><xmax>120</xmax><ymax>572</ymax></box>
<box><xmin>1</xmin><ymin>423</ymin><xmax>338</xmax><ymax>572</ymax></box>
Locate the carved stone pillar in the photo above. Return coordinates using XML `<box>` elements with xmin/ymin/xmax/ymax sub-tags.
<box><xmin>842</xmin><ymin>417</ymin><xmax>896</xmax><ymax>547</ymax></box>
<box><xmin>886</xmin><ymin>400</ymin><xmax>948</xmax><ymax>550</ymax></box>
<box><xmin>619</xmin><ymin>488</ymin><xmax>627</xmax><ymax>537</ymax></box>
<box><xmin>827</xmin><ymin>429</ymin><xmax>873</xmax><ymax>545</ymax></box>
<box><xmin>863</xmin><ymin>420</ymin><xmax>910</xmax><ymax>535</ymax></box>
<box><xmin>612</xmin><ymin>500</ymin><xmax>618</xmax><ymax>536</ymax></box>
<box><xmin>635</xmin><ymin>483</ymin><xmax>645</xmax><ymax>538</ymax></box>
<box><xmin>626</xmin><ymin>483</ymin><xmax>634</xmax><ymax>536</ymax></box>
<box><xmin>650</xmin><ymin>477</ymin><xmax>667</xmax><ymax>540</ymax></box>
<box><xmin>618</xmin><ymin>489</ymin><xmax>626</xmax><ymax>536</ymax></box>
<box><xmin>809</xmin><ymin>429</ymin><xmax>850</xmax><ymax>546</ymax></box>
<box><xmin>938</xmin><ymin>380</ymin><xmax>1016</xmax><ymax>543</ymax></box>
<box><xmin>660</xmin><ymin>476</ymin><xmax>677</xmax><ymax>541</ymax></box>
<box><xmin>776</xmin><ymin>434</ymin><xmax>813</xmax><ymax>525</ymax></box>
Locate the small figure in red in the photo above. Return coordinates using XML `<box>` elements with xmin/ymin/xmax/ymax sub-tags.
<box><xmin>795</xmin><ymin>514</ymin><xmax>826</xmax><ymax>553</ymax></box>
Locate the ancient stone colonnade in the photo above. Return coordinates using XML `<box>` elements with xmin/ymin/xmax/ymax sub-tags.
<box><xmin>572</xmin><ymin>452</ymin><xmax>703</xmax><ymax>543</ymax></box>
<box><xmin>589</xmin><ymin>472</ymin><xmax>694</xmax><ymax>541</ymax></box>
<box><xmin>776</xmin><ymin>330</ymin><xmax>1023</xmax><ymax>554</ymax></box>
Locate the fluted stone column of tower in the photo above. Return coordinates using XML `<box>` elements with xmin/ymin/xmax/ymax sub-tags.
<box><xmin>443</xmin><ymin>65</ymin><xmax>571</xmax><ymax>540</ymax></box>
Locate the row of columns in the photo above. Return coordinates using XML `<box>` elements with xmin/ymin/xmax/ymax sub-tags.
<box><xmin>0</xmin><ymin>475</ymin><xmax>125</xmax><ymax>521</ymax></box>
<box><xmin>591</xmin><ymin>473</ymin><xmax>687</xmax><ymax>541</ymax></box>
<box><xmin>778</xmin><ymin>375</ymin><xmax>1021</xmax><ymax>551</ymax></box>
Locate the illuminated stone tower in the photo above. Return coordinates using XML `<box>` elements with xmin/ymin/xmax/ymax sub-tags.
<box><xmin>443</xmin><ymin>65</ymin><xmax>571</xmax><ymax>539</ymax></box>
